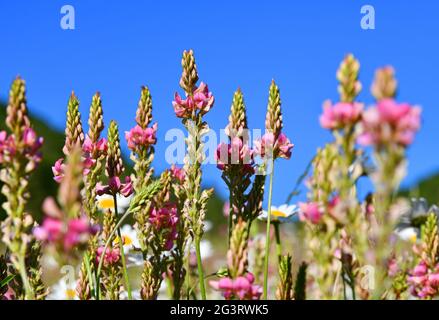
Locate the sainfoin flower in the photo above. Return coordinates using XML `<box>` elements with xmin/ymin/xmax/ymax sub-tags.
<box><xmin>34</xmin><ymin>215</ymin><xmax>97</xmax><ymax>251</ymax></box>
<box><xmin>209</xmin><ymin>273</ymin><xmax>262</xmax><ymax>300</ymax></box>
<box><xmin>96</xmin><ymin>246</ymin><xmax>121</xmax><ymax>266</ymax></box>
<box><xmin>52</xmin><ymin>158</ymin><xmax>65</xmax><ymax>183</ymax></box>
<box><xmin>125</xmin><ymin>123</ymin><xmax>157</xmax><ymax>151</ymax></box>
<box><xmin>216</xmin><ymin>137</ymin><xmax>253</xmax><ymax>171</ymax></box>
<box><xmin>358</xmin><ymin>99</ymin><xmax>421</xmax><ymax>147</ymax></box>
<box><xmin>319</xmin><ymin>100</ymin><xmax>363</xmax><ymax>130</ymax></box>
<box><xmin>172</xmin><ymin>82</ymin><xmax>214</xmax><ymax>118</ymax></box>
<box><xmin>170</xmin><ymin>164</ymin><xmax>185</xmax><ymax>183</ymax></box>
<box><xmin>407</xmin><ymin>260</ymin><xmax>439</xmax><ymax>299</ymax></box>
<box><xmin>259</xmin><ymin>204</ymin><xmax>299</xmax><ymax>224</ymax></box>
<box><xmin>96</xmin><ymin>176</ymin><xmax>134</xmax><ymax>197</ymax></box>
<box><xmin>149</xmin><ymin>203</ymin><xmax>179</xmax><ymax>250</ymax></box>
<box><xmin>254</xmin><ymin>132</ymin><xmax>294</xmax><ymax>160</ymax></box>
<box><xmin>299</xmin><ymin>202</ymin><xmax>324</xmax><ymax>224</ymax></box>
<box><xmin>82</xmin><ymin>135</ymin><xmax>108</xmax><ymax>156</ymax></box>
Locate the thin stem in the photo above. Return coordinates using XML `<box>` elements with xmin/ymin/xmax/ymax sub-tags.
<box><xmin>17</xmin><ymin>256</ymin><xmax>34</xmax><ymax>300</ymax></box>
<box><xmin>113</xmin><ymin>194</ymin><xmax>132</xmax><ymax>300</ymax></box>
<box><xmin>95</xmin><ymin>206</ymin><xmax>132</xmax><ymax>299</ymax></box>
<box><xmin>263</xmin><ymin>160</ymin><xmax>275</xmax><ymax>300</ymax></box>
<box><xmin>228</xmin><ymin>193</ymin><xmax>233</xmax><ymax>248</ymax></box>
<box><xmin>195</xmin><ymin>237</ymin><xmax>206</xmax><ymax>300</ymax></box>
<box><xmin>84</xmin><ymin>252</ymin><xmax>96</xmax><ymax>299</ymax></box>
<box><xmin>186</xmin><ymin>247</ymin><xmax>192</xmax><ymax>300</ymax></box>
<box><xmin>273</xmin><ymin>222</ymin><xmax>282</xmax><ymax>263</ymax></box>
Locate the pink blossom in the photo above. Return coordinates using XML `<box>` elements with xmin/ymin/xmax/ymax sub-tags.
<box><xmin>125</xmin><ymin>123</ymin><xmax>157</xmax><ymax>151</ymax></box>
<box><xmin>96</xmin><ymin>246</ymin><xmax>121</xmax><ymax>265</ymax></box>
<box><xmin>149</xmin><ymin>203</ymin><xmax>179</xmax><ymax>250</ymax></box>
<box><xmin>51</xmin><ymin>158</ymin><xmax>65</xmax><ymax>183</ymax></box>
<box><xmin>209</xmin><ymin>272</ymin><xmax>262</xmax><ymax>300</ymax></box>
<box><xmin>320</xmin><ymin>101</ymin><xmax>363</xmax><ymax>130</ymax></box>
<box><xmin>83</xmin><ymin>136</ymin><xmax>108</xmax><ymax>156</ymax></box>
<box><xmin>299</xmin><ymin>202</ymin><xmax>323</xmax><ymax>224</ymax></box>
<box><xmin>170</xmin><ymin>164</ymin><xmax>185</xmax><ymax>183</ymax></box>
<box><xmin>96</xmin><ymin>176</ymin><xmax>133</xmax><ymax>197</ymax></box>
<box><xmin>172</xmin><ymin>82</ymin><xmax>214</xmax><ymax>118</ymax></box>
<box><xmin>254</xmin><ymin>132</ymin><xmax>294</xmax><ymax>160</ymax></box>
<box><xmin>408</xmin><ymin>260</ymin><xmax>439</xmax><ymax>298</ymax></box>
<box><xmin>215</xmin><ymin>137</ymin><xmax>253</xmax><ymax>171</ymax></box>
<box><xmin>34</xmin><ymin>215</ymin><xmax>97</xmax><ymax>252</ymax></box>
<box><xmin>358</xmin><ymin>99</ymin><xmax>421</xmax><ymax>147</ymax></box>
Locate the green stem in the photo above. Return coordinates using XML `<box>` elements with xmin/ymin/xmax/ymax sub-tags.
<box><xmin>84</xmin><ymin>252</ymin><xmax>96</xmax><ymax>299</ymax></box>
<box><xmin>113</xmin><ymin>194</ymin><xmax>132</xmax><ymax>300</ymax></box>
<box><xmin>273</xmin><ymin>222</ymin><xmax>282</xmax><ymax>263</ymax></box>
<box><xmin>228</xmin><ymin>193</ymin><xmax>233</xmax><ymax>248</ymax></box>
<box><xmin>17</xmin><ymin>255</ymin><xmax>34</xmax><ymax>300</ymax></box>
<box><xmin>263</xmin><ymin>160</ymin><xmax>275</xmax><ymax>300</ymax></box>
<box><xmin>195</xmin><ymin>237</ymin><xmax>206</xmax><ymax>300</ymax></box>
<box><xmin>95</xmin><ymin>205</ymin><xmax>132</xmax><ymax>299</ymax></box>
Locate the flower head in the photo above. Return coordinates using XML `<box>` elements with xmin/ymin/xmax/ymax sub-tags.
<box><xmin>320</xmin><ymin>100</ymin><xmax>363</xmax><ymax>130</ymax></box>
<box><xmin>209</xmin><ymin>273</ymin><xmax>262</xmax><ymax>300</ymax></box>
<box><xmin>149</xmin><ymin>203</ymin><xmax>179</xmax><ymax>250</ymax></box>
<box><xmin>96</xmin><ymin>246</ymin><xmax>121</xmax><ymax>266</ymax></box>
<box><xmin>358</xmin><ymin>99</ymin><xmax>421</xmax><ymax>147</ymax></box>
<box><xmin>299</xmin><ymin>202</ymin><xmax>324</xmax><ymax>224</ymax></box>
<box><xmin>216</xmin><ymin>137</ymin><xmax>253</xmax><ymax>171</ymax></box>
<box><xmin>96</xmin><ymin>176</ymin><xmax>133</xmax><ymax>197</ymax></box>
<box><xmin>254</xmin><ymin>132</ymin><xmax>294</xmax><ymax>160</ymax></box>
<box><xmin>259</xmin><ymin>204</ymin><xmax>299</xmax><ymax>224</ymax></box>
<box><xmin>172</xmin><ymin>82</ymin><xmax>214</xmax><ymax>119</ymax></box>
<box><xmin>125</xmin><ymin>123</ymin><xmax>157</xmax><ymax>152</ymax></box>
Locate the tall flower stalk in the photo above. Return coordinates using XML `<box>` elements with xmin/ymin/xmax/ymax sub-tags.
<box><xmin>96</xmin><ymin>120</ymin><xmax>133</xmax><ymax>299</ymax></box>
<box><xmin>359</xmin><ymin>67</ymin><xmax>421</xmax><ymax>298</ymax></box>
<box><xmin>125</xmin><ymin>86</ymin><xmax>158</xmax><ymax>299</ymax></box>
<box><xmin>77</xmin><ymin>92</ymin><xmax>107</xmax><ymax>300</ymax></box>
<box><xmin>216</xmin><ymin>89</ymin><xmax>266</xmax><ymax>246</ymax></box>
<box><xmin>172</xmin><ymin>50</ymin><xmax>214</xmax><ymax>299</ymax></box>
<box><xmin>0</xmin><ymin>77</ymin><xmax>45</xmax><ymax>299</ymax></box>
<box><xmin>257</xmin><ymin>81</ymin><xmax>294</xmax><ymax>299</ymax></box>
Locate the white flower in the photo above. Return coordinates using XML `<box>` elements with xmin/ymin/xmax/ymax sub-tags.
<box><xmin>259</xmin><ymin>204</ymin><xmax>299</xmax><ymax>223</ymax></box>
<box><xmin>395</xmin><ymin>226</ymin><xmax>419</xmax><ymax>244</ymax></box>
<box><xmin>118</xmin><ymin>224</ymin><xmax>140</xmax><ymax>254</ymax></box>
<box><xmin>96</xmin><ymin>194</ymin><xmax>133</xmax><ymax>214</ymax></box>
<box><xmin>46</xmin><ymin>278</ymin><xmax>78</xmax><ymax>300</ymax></box>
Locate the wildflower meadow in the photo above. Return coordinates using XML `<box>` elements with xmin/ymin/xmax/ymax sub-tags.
<box><xmin>0</xmin><ymin>2</ymin><xmax>438</xmax><ymax>304</ymax></box>
<box><xmin>1</xmin><ymin>49</ymin><xmax>437</xmax><ymax>301</ymax></box>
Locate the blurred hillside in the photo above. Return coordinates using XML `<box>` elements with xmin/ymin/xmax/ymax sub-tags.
<box><xmin>0</xmin><ymin>103</ymin><xmax>226</xmax><ymax>227</ymax></box>
<box><xmin>400</xmin><ymin>173</ymin><xmax>439</xmax><ymax>206</ymax></box>
<box><xmin>0</xmin><ymin>103</ymin><xmax>64</xmax><ymax>221</ymax></box>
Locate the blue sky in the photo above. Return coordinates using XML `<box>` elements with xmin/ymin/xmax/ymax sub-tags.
<box><xmin>0</xmin><ymin>1</ymin><xmax>438</xmax><ymax>206</ymax></box>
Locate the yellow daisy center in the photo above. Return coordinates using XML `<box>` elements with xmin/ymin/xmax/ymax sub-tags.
<box><xmin>98</xmin><ymin>198</ymin><xmax>115</xmax><ymax>210</ymax></box>
<box><xmin>114</xmin><ymin>235</ymin><xmax>133</xmax><ymax>246</ymax></box>
<box><xmin>271</xmin><ymin>210</ymin><xmax>287</xmax><ymax>218</ymax></box>
<box><xmin>409</xmin><ymin>233</ymin><xmax>417</xmax><ymax>244</ymax></box>
<box><xmin>65</xmin><ymin>289</ymin><xmax>76</xmax><ymax>299</ymax></box>
<box><xmin>123</xmin><ymin>235</ymin><xmax>133</xmax><ymax>246</ymax></box>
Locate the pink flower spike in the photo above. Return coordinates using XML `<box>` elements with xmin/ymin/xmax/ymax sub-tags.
<box><xmin>299</xmin><ymin>202</ymin><xmax>323</xmax><ymax>224</ymax></box>
<box><xmin>52</xmin><ymin>158</ymin><xmax>65</xmax><ymax>183</ymax></box>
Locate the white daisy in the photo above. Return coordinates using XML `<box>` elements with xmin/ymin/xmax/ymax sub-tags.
<box><xmin>395</xmin><ymin>226</ymin><xmax>419</xmax><ymax>244</ymax></box>
<box><xmin>259</xmin><ymin>204</ymin><xmax>299</xmax><ymax>223</ymax></box>
<box><xmin>96</xmin><ymin>194</ymin><xmax>133</xmax><ymax>214</ymax></box>
<box><xmin>46</xmin><ymin>278</ymin><xmax>78</xmax><ymax>300</ymax></box>
<box><xmin>118</xmin><ymin>224</ymin><xmax>140</xmax><ymax>254</ymax></box>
